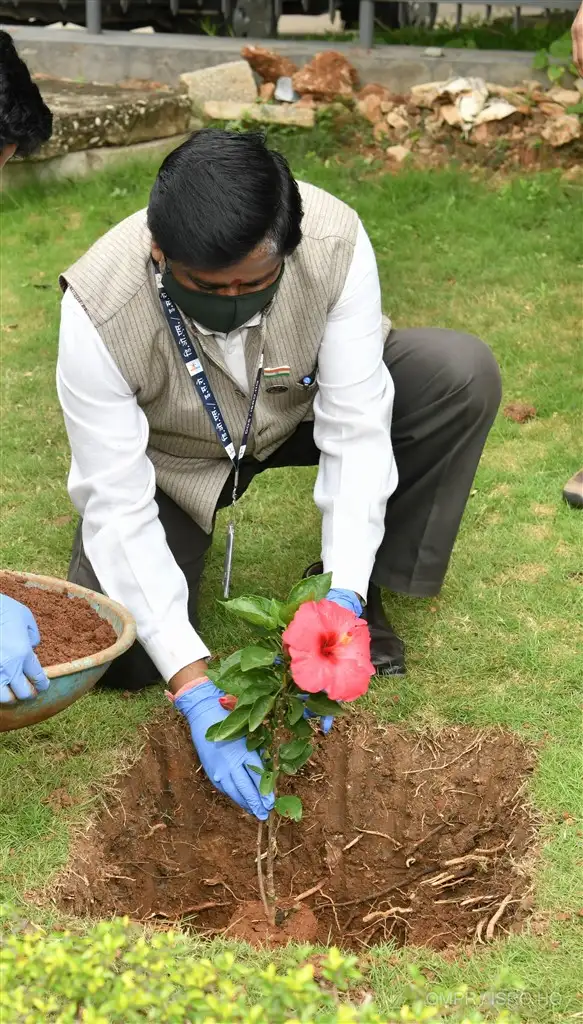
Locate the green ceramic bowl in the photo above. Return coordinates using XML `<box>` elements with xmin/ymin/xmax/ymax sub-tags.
<box><xmin>0</xmin><ymin>571</ymin><xmax>136</xmax><ymax>732</ymax></box>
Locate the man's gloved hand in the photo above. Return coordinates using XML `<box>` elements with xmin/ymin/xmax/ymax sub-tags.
<box><xmin>326</xmin><ymin>588</ymin><xmax>363</xmax><ymax>617</ymax></box>
<box><xmin>172</xmin><ymin>679</ymin><xmax>275</xmax><ymax>820</ymax></box>
<box><xmin>0</xmin><ymin>594</ymin><xmax>50</xmax><ymax>704</ymax></box>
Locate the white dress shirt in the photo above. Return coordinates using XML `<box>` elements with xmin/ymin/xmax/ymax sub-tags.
<box><xmin>57</xmin><ymin>220</ymin><xmax>398</xmax><ymax>682</ymax></box>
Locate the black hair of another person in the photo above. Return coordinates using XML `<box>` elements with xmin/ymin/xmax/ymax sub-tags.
<box><xmin>147</xmin><ymin>128</ymin><xmax>304</xmax><ymax>270</ymax></box>
<box><xmin>0</xmin><ymin>30</ymin><xmax>52</xmax><ymax>156</ymax></box>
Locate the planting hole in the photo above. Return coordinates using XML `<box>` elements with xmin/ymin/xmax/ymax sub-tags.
<box><xmin>54</xmin><ymin>717</ymin><xmax>536</xmax><ymax>950</ymax></box>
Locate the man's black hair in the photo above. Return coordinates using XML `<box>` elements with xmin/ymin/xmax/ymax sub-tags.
<box><xmin>0</xmin><ymin>30</ymin><xmax>52</xmax><ymax>157</ymax></box>
<box><xmin>148</xmin><ymin>129</ymin><xmax>303</xmax><ymax>270</ymax></box>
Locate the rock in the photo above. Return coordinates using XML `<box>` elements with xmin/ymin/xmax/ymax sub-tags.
<box><xmin>386</xmin><ymin>108</ymin><xmax>409</xmax><ymax>133</ymax></box>
<box><xmin>562</xmin><ymin>164</ymin><xmax>583</xmax><ymax>182</ymax></box>
<box><xmin>440</xmin><ymin>103</ymin><xmax>463</xmax><ymax>127</ymax></box>
<box><xmin>258</xmin><ymin>82</ymin><xmax>274</xmax><ymax>102</ymax></box>
<box><xmin>538</xmin><ymin>101</ymin><xmax>567</xmax><ymax>118</ymax></box>
<box><xmin>541</xmin><ymin>114</ymin><xmax>581</xmax><ymax>147</ymax></box>
<box><xmin>179</xmin><ymin>61</ymin><xmax>257</xmax><ymax>112</ymax></box>
<box><xmin>292</xmin><ymin>51</ymin><xmax>358</xmax><ymax>102</ymax></box>
<box><xmin>241</xmin><ymin>45</ymin><xmax>298</xmax><ymax>84</ymax></box>
<box><xmin>357</xmin><ymin>83</ymin><xmax>392</xmax><ymax>103</ymax></box>
<box><xmin>474</xmin><ymin>99</ymin><xmax>518</xmax><ymax>125</ymax></box>
<box><xmin>202</xmin><ymin>100</ymin><xmax>315</xmax><ymax>128</ymax></box>
<box><xmin>575</xmin><ymin>78</ymin><xmax>583</xmax><ymax>94</ymax></box>
<box><xmin>274</xmin><ymin>76</ymin><xmax>298</xmax><ymax>103</ymax></box>
<box><xmin>424</xmin><ymin>46</ymin><xmax>444</xmax><ymax>57</ymax></box>
<box><xmin>259</xmin><ymin>82</ymin><xmax>275</xmax><ymax>101</ymax></box>
<box><xmin>472</xmin><ymin>122</ymin><xmax>495</xmax><ymax>144</ymax></box>
<box><xmin>22</xmin><ymin>79</ymin><xmax>192</xmax><ymax>161</ymax></box>
<box><xmin>373</xmin><ymin>121</ymin><xmax>389</xmax><ymax>140</ymax></box>
<box><xmin>458</xmin><ymin>90</ymin><xmax>487</xmax><ymax>123</ymax></box>
<box><xmin>358</xmin><ymin>93</ymin><xmax>384</xmax><ymax>124</ymax></box>
<box><xmin>410</xmin><ymin>81</ymin><xmax>444</xmax><ymax>109</ymax></box>
<box><xmin>486</xmin><ymin>82</ymin><xmax>526</xmax><ymax>104</ymax></box>
<box><xmin>296</xmin><ymin>94</ymin><xmax>316</xmax><ymax>108</ymax></box>
<box><xmin>386</xmin><ymin>144</ymin><xmax>411</xmax><ymax>165</ymax></box>
<box><xmin>547</xmin><ymin>86</ymin><xmax>580</xmax><ymax>107</ymax></box>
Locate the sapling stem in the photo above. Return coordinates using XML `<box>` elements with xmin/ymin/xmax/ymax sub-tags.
<box><xmin>256</xmin><ymin>820</ymin><xmax>273</xmax><ymax>925</ymax></box>
<box><xmin>266</xmin><ymin>811</ymin><xmax>276</xmax><ymax>904</ymax></box>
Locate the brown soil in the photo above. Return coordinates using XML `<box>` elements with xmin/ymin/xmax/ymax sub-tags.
<box><xmin>503</xmin><ymin>401</ymin><xmax>537</xmax><ymax>423</ymax></box>
<box><xmin>53</xmin><ymin>715</ymin><xmax>537</xmax><ymax>951</ymax></box>
<box><xmin>0</xmin><ymin>574</ymin><xmax>116</xmax><ymax>667</ymax></box>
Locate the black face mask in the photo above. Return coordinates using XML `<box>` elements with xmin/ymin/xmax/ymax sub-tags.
<box><xmin>161</xmin><ymin>263</ymin><xmax>284</xmax><ymax>335</ymax></box>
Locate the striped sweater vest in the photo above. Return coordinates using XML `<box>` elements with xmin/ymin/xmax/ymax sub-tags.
<box><xmin>61</xmin><ymin>181</ymin><xmax>362</xmax><ymax>533</ymax></box>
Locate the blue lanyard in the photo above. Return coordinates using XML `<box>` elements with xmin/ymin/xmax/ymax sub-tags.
<box><xmin>154</xmin><ymin>266</ymin><xmax>264</xmax><ymax>596</ymax></box>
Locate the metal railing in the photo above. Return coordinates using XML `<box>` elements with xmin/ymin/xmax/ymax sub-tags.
<box><xmin>83</xmin><ymin>0</ymin><xmax>579</xmax><ymax>52</ymax></box>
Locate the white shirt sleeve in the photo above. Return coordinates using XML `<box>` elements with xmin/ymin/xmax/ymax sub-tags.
<box><xmin>56</xmin><ymin>288</ymin><xmax>210</xmax><ymax>682</ymax></box>
<box><xmin>313</xmin><ymin>219</ymin><xmax>398</xmax><ymax>599</ymax></box>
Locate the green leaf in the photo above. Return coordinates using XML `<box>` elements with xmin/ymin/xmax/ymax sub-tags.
<box><xmin>305</xmin><ymin>693</ymin><xmax>344</xmax><ymax>717</ymax></box>
<box><xmin>247</xmin><ymin>764</ymin><xmax>264</xmax><ymax>776</ymax></box>
<box><xmin>289</xmin><ymin>716</ymin><xmax>313</xmax><ymax>739</ymax></box>
<box><xmin>221</xmin><ymin>596</ymin><xmax>279</xmax><ymax>630</ymax></box>
<box><xmin>279</xmin><ymin>739</ymin><xmax>311</xmax><ymax>761</ymax></box>
<box><xmin>549</xmin><ymin>32</ymin><xmax>572</xmax><ymax>60</ymax></box>
<box><xmin>567</xmin><ymin>102</ymin><xmax>583</xmax><ymax>115</ymax></box>
<box><xmin>260</xmin><ymin>770</ymin><xmax>275</xmax><ymax>796</ymax></box>
<box><xmin>286</xmin><ymin>698</ymin><xmax>305</xmax><ymax>726</ymax></box>
<box><xmin>204</xmin><ymin>706</ymin><xmax>250</xmax><ymax>742</ymax></box>
<box><xmin>237</xmin><ymin>685</ymin><xmax>277</xmax><ymax>708</ymax></box>
<box><xmin>275</xmin><ymin>795</ymin><xmax>303</xmax><ymax>821</ymax></box>
<box><xmin>548</xmin><ymin>64</ymin><xmax>565</xmax><ymax>83</ymax></box>
<box><xmin>217</xmin><ymin>650</ymin><xmax>242</xmax><ymax>676</ymax></box>
<box><xmin>248</xmin><ymin>694</ymin><xmax>276</xmax><ymax>732</ymax></box>
<box><xmin>240</xmin><ymin>646</ymin><xmax>275</xmax><ymax>672</ymax></box>
<box><xmin>532</xmin><ymin>49</ymin><xmax>549</xmax><ymax>70</ymax></box>
<box><xmin>281</xmin><ymin>573</ymin><xmax>333</xmax><ymax>624</ymax></box>
<box><xmin>246</xmin><ymin>728</ymin><xmax>267</xmax><ymax>751</ymax></box>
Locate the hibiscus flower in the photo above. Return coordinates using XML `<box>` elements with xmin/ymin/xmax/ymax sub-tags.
<box><xmin>282</xmin><ymin>599</ymin><xmax>374</xmax><ymax>702</ymax></box>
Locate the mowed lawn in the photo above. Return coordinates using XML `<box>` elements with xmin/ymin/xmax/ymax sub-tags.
<box><xmin>1</xmin><ymin>145</ymin><xmax>582</xmax><ymax>1020</ymax></box>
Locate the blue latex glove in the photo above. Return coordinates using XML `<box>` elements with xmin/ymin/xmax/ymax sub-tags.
<box><xmin>174</xmin><ymin>680</ymin><xmax>275</xmax><ymax>820</ymax></box>
<box><xmin>0</xmin><ymin>595</ymin><xmax>50</xmax><ymax>704</ymax></box>
<box><xmin>326</xmin><ymin>588</ymin><xmax>363</xmax><ymax>617</ymax></box>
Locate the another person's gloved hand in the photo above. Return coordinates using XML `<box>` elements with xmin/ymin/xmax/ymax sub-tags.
<box><xmin>171</xmin><ymin>679</ymin><xmax>275</xmax><ymax>820</ymax></box>
<box><xmin>0</xmin><ymin>594</ymin><xmax>50</xmax><ymax>703</ymax></box>
<box><xmin>302</xmin><ymin>589</ymin><xmax>365</xmax><ymax>734</ymax></box>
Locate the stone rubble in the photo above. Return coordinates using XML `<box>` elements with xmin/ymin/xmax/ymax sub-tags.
<box><xmin>240</xmin><ymin>45</ymin><xmax>298</xmax><ymax>84</ymax></box>
<box><xmin>179</xmin><ymin>61</ymin><xmax>257</xmax><ymax>111</ymax></box>
<box><xmin>291</xmin><ymin>51</ymin><xmax>359</xmax><ymax>102</ymax></box>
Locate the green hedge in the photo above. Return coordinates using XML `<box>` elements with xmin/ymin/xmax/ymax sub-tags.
<box><xmin>0</xmin><ymin>912</ymin><xmax>520</xmax><ymax>1023</ymax></box>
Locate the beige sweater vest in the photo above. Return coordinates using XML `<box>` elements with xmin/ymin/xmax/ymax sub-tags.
<box><xmin>62</xmin><ymin>182</ymin><xmax>361</xmax><ymax>533</ymax></box>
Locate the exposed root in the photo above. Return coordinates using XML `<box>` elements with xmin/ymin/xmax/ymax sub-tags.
<box><xmin>402</xmin><ymin>735</ymin><xmax>485</xmax><ymax>776</ymax></box>
<box><xmin>485</xmin><ymin>892</ymin><xmax>516</xmax><ymax>941</ymax></box>
<box><xmin>355</xmin><ymin>827</ymin><xmax>402</xmax><ymax>849</ymax></box>
<box><xmin>362</xmin><ymin>906</ymin><xmax>413</xmax><ymax>923</ymax></box>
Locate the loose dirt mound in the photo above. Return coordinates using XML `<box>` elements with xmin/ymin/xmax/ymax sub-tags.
<box><xmin>54</xmin><ymin>717</ymin><xmax>536</xmax><ymax>950</ymax></box>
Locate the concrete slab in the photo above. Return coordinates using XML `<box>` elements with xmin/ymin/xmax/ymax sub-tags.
<box><xmin>5</xmin><ymin>25</ymin><xmax>547</xmax><ymax>92</ymax></box>
<box><xmin>14</xmin><ymin>79</ymin><xmax>191</xmax><ymax>161</ymax></box>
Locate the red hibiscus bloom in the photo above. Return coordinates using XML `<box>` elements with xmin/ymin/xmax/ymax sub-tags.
<box><xmin>282</xmin><ymin>600</ymin><xmax>374</xmax><ymax>702</ymax></box>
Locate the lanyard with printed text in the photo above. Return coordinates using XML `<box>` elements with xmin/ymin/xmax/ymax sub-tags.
<box><xmin>155</xmin><ymin>267</ymin><xmax>263</xmax><ymax>598</ymax></box>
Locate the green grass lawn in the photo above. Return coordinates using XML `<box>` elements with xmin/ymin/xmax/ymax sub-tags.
<box><xmin>1</xmin><ymin>143</ymin><xmax>582</xmax><ymax>1020</ymax></box>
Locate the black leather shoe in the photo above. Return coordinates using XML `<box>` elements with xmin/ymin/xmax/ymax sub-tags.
<box><xmin>302</xmin><ymin>563</ymin><xmax>406</xmax><ymax>677</ymax></box>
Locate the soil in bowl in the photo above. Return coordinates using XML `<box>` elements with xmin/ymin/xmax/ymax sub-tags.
<box><xmin>53</xmin><ymin>715</ymin><xmax>537</xmax><ymax>950</ymax></box>
<box><xmin>0</xmin><ymin>574</ymin><xmax>116</xmax><ymax>666</ymax></box>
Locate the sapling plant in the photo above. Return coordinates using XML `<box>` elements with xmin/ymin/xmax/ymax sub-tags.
<box><xmin>205</xmin><ymin>573</ymin><xmax>374</xmax><ymax>925</ymax></box>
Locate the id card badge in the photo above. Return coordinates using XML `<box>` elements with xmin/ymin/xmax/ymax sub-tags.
<box><xmin>223</xmin><ymin>520</ymin><xmax>235</xmax><ymax>599</ymax></box>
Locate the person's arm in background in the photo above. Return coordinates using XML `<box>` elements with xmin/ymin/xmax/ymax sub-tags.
<box><xmin>572</xmin><ymin>2</ymin><xmax>583</xmax><ymax>76</ymax></box>
<box><xmin>57</xmin><ymin>288</ymin><xmax>272</xmax><ymax>820</ymax></box>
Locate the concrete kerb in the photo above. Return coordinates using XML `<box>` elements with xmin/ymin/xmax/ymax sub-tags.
<box><xmin>7</xmin><ymin>25</ymin><xmax>548</xmax><ymax>92</ymax></box>
<box><xmin>1</xmin><ymin>134</ymin><xmax>190</xmax><ymax>190</ymax></box>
